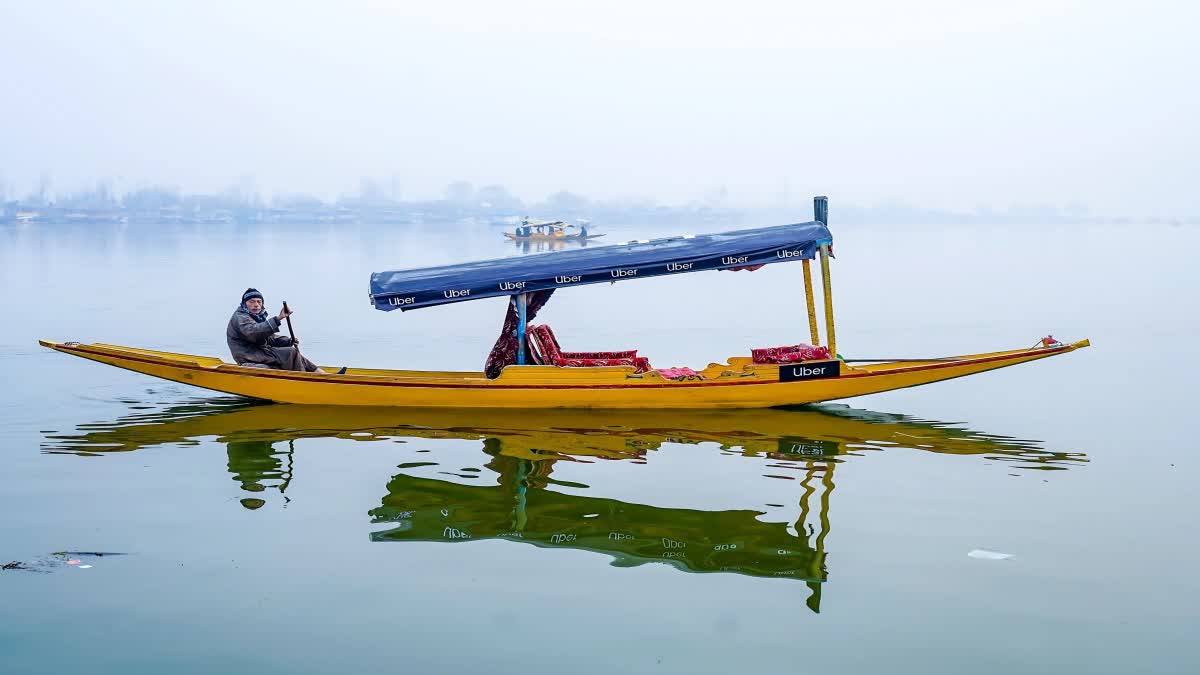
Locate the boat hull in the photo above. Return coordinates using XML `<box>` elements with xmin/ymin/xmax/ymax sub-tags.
<box><xmin>39</xmin><ymin>339</ymin><xmax>1089</xmax><ymax>409</ymax></box>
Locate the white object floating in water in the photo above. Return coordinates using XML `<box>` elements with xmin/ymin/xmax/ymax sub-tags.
<box><xmin>967</xmin><ymin>549</ymin><xmax>1014</xmax><ymax>560</ymax></box>
<box><xmin>77</xmin><ymin>565</ymin><xmax>93</xmax><ymax>569</ymax></box>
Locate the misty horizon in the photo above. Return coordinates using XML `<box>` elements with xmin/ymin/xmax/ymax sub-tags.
<box><xmin>2</xmin><ymin>172</ymin><xmax>1194</xmax><ymax>221</ymax></box>
<box><xmin>6</xmin><ymin>175</ymin><xmax>1190</xmax><ymax>227</ymax></box>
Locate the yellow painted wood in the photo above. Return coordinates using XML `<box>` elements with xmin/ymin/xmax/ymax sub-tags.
<box><xmin>40</xmin><ymin>338</ymin><xmax>1090</xmax><ymax>409</ymax></box>
<box><xmin>802</xmin><ymin>259</ymin><xmax>820</xmax><ymax>346</ymax></box>
<box><xmin>818</xmin><ymin>244</ymin><xmax>836</xmax><ymax>357</ymax></box>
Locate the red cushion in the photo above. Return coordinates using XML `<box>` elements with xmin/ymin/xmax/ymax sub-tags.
<box><xmin>562</xmin><ymin>349</ymin><xmax>639</xmax><ymax>359</ymax></box>
<box><xmin>541</xmin><ymin>325</ymin><xmax>564</xmax><ymax>352</ymax></box>
<box><xmin>751</xmin><ymin>344</ymin><xmax>832</xmax><ymax>364</ymax></box>
<box><xmin>524</xmin><ymin>325</ymin><xmax>546</xmax><ymax>364</ymax></box>
<box><xmin>539</xmin><ymin>324</ymin><xmax>638</xmax><ymax>359</ymax></box>
<box><xmin>530</xmin><ymin>325</ymin><xmax>562</xmax><ymax>361</ymax></box>
<box><xmin>527</xmin><ymin>324</ymin><xmax>651</xmax><ymax>372</ymax></box>
<box><xmin>553</xmin><ymin>356</ymin><xmax>651</xmax><ymax>373</ymax></box>
<box><xmin>773</xmin><ymin>350</ymin><xmax>831</xmax><ymax>363</ymax></box>
<box><xmin>525</xmin><ymin>329</ymin><xmax>546</xmax><ymax>365</ymax></box>
<box><xmin>655</xmin><ymin>367</ymin><xmax>700</xmax><ymax>380</ymax></box>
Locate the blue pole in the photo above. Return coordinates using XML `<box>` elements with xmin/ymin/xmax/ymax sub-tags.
<box><xmin>813</xmin><ymin>195</ymin><xmax>828</xmax><ymax>225</ymax></box>
<box><xmin>516</xmin><ymin>293</ymin><xmax>528</xmax><ymax>365</ymax></box>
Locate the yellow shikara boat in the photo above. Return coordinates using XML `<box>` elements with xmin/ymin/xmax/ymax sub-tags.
<box><xmin>41</xmin><ymin>197</ymin><xmax>1088</xmax><ymax>408</ymax></box>
<box><xmin>503</xmin><ymin>218</ymin><xmax>604</xmax><ymax>242</ymax></box>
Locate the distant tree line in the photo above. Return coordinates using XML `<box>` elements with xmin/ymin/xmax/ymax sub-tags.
<box><xmin>0</xmin><ymin>177</ymin><xmax>743</xmax><ymax>226</ymax></box>
<box><xmin>1</xmin><ymin>176</ymin><xmax>1194</xmax><ymax>227</ymax></box>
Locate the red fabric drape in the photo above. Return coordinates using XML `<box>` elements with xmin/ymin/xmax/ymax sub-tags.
<box><xmin>484</xmin><ymin>290</ymin><xmax>555</xmax><ymax>379</ymax></box>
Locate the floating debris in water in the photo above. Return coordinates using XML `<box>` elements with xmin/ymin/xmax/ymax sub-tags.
<box><xmin>2</xmin><ymin>551</ymin><xmax>128</xmax><ymax>573</ymax></box>
<box><xmin>967</xmin><ymin>549</ymin><xmax>1014</xmax><ymax>560</ymax></box>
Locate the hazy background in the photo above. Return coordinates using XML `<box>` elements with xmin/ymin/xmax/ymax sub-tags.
<box><xmin>2</xmin><ymin>0</ymin><xmax>1196</xmax><ymax>217</ymax></box>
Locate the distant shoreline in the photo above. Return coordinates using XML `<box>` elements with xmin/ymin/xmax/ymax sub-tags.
<box><xmin>2</xmin><ymin>208</ymin><xmax>1192</xmax><ymax>228</ymax></box>
<box><xmin>3</xmin><ymin>183</ymin><xmax>1195</xmax><ymax>227</ymax></box>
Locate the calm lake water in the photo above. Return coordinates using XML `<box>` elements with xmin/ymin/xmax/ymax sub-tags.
<box><xmin>1</xmin><ymin>220</ymin><xmax>1196</xmax><ymax>674</ymax></box>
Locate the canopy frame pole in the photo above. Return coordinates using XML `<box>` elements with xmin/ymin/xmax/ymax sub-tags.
<box><xmin>516</xmin><ymin>293</ymin><xmax>528</xmax><ymax>365</ymax></box>
<box><xmin>802</xmin><ymin>260</ymin><xmax>820</xmax><ymax>346</ymax></box>
<box><xmin>814</xmin><ymin>196</ymin><xmax>836</xmax><ymax>358</ymax></box>
<box><xmin>819</xmin><ymin>246</ymin><xmax>836</xmax><ymax>357</ymax></box>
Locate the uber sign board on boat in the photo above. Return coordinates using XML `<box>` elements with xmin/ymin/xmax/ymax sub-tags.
<box><xmin>778</xmin><ymin>361</ymin><xmax>841</xmax><ymax>382</ymax></box>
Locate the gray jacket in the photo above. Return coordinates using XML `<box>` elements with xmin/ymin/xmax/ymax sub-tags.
<box><xmin>226</xmin><ymin>308</ymin><xmax>293</xmax><ymax>366</ymax></box>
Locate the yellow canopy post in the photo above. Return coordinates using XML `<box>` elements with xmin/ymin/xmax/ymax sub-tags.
<box><xmin>802</xmin><ymin>260</ymin><xmax>820</xmax><ymax>346</ymax></box>
<box><xmin>813</xmin><ymin>196</ymin><xmax>836</xmax><ymax>357</ymax></box>
<box><xmin>819</xmin><ymin>245</ymin><xmax>836</xmax><ymax>357</ymax></box>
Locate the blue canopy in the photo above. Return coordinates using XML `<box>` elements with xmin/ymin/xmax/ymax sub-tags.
<box><xmin>369</xmin><ymin>221</ymin><xmax>833</xmax><ymax>311</ymax></box>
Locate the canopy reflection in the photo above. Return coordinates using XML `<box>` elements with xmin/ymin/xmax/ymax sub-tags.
<box><xmin>42</xmin><ymin>401</ymin><xmax>1085</xmax><ymax>613</ymax></box>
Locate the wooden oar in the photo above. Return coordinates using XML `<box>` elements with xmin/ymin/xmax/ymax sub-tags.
<box><xmin>282</xmin><ymin>301</ymin><xmax>296</xmax><ymax>343</ymax></box>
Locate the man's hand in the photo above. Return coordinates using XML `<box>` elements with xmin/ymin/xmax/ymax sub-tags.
<box><xmin>292</xmin><ymin>337</ymin><xmax>300</xmax><ymax>346</ymax></box>
<box><xmin>278</xmin><ymin>306</ymin><xmax>293</xmax><ymax>321</ymax></box>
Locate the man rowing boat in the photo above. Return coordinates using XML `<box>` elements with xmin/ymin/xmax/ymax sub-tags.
<box><xmin>226</xmin><ymin>288</ymin><xmax>326</xmax><ymax>373</ymax></box>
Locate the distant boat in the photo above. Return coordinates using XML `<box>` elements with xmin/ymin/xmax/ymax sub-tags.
<box><xmin>504</xmin><ymin>217</ymin><xmax>604</xmax><ymax>242</ymax></box>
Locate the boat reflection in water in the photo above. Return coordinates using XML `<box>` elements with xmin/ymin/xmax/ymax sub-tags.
<box><xmin>514</xmin><ymin>236</ymin><xmax>598</xmax><ymax>254</ymax></box>
<box><xmin>43</xmin><ymin>401</ymin><xmax>1086</xmax><ymax>613</ymax></box>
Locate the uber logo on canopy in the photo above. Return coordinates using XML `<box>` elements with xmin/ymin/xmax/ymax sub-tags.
<box><xmin>779</xmin><ymin>361</ymin><xmax>841</xmax><ymax>382</ymax></box>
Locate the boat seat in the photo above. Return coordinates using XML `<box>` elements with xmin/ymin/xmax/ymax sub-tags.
<box><xmin>751</xmin><ymin>343</ymin><xmax>832</xmax><ymax>364</ymax></box>
<box><xmin>539</xmin><ymin>325</ymin><xmax>638</xmax><ymax>360</ymax></box>
<box><xmin>527</xmin><ymin>324</ymin><xmax>651</xmax><ymax>373</ymax></box>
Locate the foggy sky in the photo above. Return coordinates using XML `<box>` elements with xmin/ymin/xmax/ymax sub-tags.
<box><xmin>2</xmin><ymin>0</ymin><xmax>1196</xmax><ymax>214</ymax></box>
